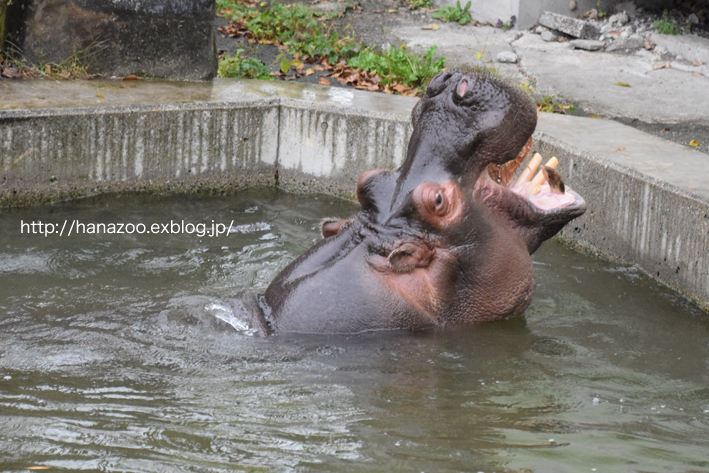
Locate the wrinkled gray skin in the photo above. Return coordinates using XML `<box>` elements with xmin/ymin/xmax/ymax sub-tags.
<box><xmin>239</xmin><ymin>71</ymin><xmax>586</xmax><ymax>335</ymax></box>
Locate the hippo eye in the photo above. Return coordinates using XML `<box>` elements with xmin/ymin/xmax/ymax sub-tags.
<box><xmin>432</xmin><ymin>190</ymin><xmax>449</xmax><ymax>216</ymax></box>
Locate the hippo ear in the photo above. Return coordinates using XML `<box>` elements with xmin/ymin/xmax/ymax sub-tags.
<box><xmin>320</xmin><ymin>218</ymin><xmax>349</xmax><ymax>238</ymax></box>
<box><xmin>387</xmin><ymin>242</ymin><xmax>433</xmax><ymax>273</ymax></box>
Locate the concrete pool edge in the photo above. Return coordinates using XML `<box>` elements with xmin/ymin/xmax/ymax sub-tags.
<box><xmin>1</xmin><ymin>79</ymin><xmax>708</xmax><ymax>311</ymax></box>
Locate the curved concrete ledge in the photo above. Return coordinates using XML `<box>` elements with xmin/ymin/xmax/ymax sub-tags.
<box><xmin>1</xmin><ymin>78</ymin><xmax>707</xmax><ymax>311</ymax></box>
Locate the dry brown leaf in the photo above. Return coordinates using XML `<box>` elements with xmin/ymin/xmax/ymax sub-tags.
<box><xmin>319</xmin><ymin>78</ymin><xmax>331</xmax><ymax>85</ymax></box>
<box><xmin>693</xmin><ymin>72</ymin><xmax>703</xmax><ymax>77</ymax></box>
<box><xmin>123</xmin><ymin>74</ymin><xmax>140</xmax><ymax>81</ymax></box>
<box><xmin>617</xmin><ymin>146</ymin><xmax>625</xmax><ymax>151</ymax></box>
<box><xmin>693</xmin><ymin>59</ymin><xmax>704</xmax><ymax>66</ymax></box>
<box><xmin>304</xmin><ymin>68</ymin><xmax>315</xmax><ymax>76</ymax></box>
<box><xmin>1</xmin><ymin>66</ymin><xmax>20</xmax><ymax>79</ymax></box>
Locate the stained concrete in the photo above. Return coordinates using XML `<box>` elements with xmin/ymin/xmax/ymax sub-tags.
<box><xmin>1</xmin><ymin>78</ymin><xmax>707</xmax><ymax>312</ymax></box>
<box><xmin>5</xmin><ymin>0</ymin><xmax>217</xmax><ymax>80</ymax></box>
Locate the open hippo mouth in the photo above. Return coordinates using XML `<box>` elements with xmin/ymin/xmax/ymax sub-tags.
<box><xmin>478</xmin><ymin>135</ymin><xmax>587</xmax><ymax>254</ymax></box>
<box><xmin>250</xmin><ymin>70</ymin><xmax>587</xmax><ymax>335</ymax></box>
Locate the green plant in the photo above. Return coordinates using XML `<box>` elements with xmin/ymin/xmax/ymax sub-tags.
<box><xmin>347</xmin><ymin>45</ymin><xmax>445</xmax><ymax>90</ymax></box>
<box><xmin>653</xmin><ymin>10</ymin><xmax>682</xmax><ymax>35</ymax></box>
<box><xmin>218</xmin><ymin>1</ymin><xmax>356</xmax><ymax>63</ymax></box>
<box><xmin>218</xmin><ymin>49</ymin><xmax>273</xmax><ymax>79</ymax></box>
<box><xmin>537</xmin><ymin>95</ymin><xmax>575</xmax><ymax>114</ymax></box>
<box><xmin>595</xmin><ymin>1</ymin><xmax>606</xmax><ymax>18</ymax></box>
<box><xmin>432</xmin><ymin>1</ymin><xmax>472</xmax><ymax>25</ymax></box>
<box><xmin>407</xmin><ymin>0</ymin><xmax>432</xmax><ymax>9</ymax></box>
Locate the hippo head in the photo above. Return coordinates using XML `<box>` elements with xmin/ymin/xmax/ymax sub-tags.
<box><xmin>258</xmin><ymin>71</ymin><xmax>586</xmax><ymax>334</ymax></box>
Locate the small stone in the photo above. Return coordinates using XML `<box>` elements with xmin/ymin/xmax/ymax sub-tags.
<box><xmin>688</xmin><ymin>13</ymin><xmax>699</xmax><ymax>25</ymax></box>
<box><xmin>534</xmin><ymin>25</ymin><xmax>545</xmax><ymax>34</ymax></box>
<box><xmin>606</xmin><ymin>36</ymin><xmax>644</xmax><ymax>52</ymax></box>
<box><xmin>496</xmin><ymin>51</ymin><xmax>518</xmax><ymax>63</ymax></box>
<box><xmin>620</xmin><ymin>30</ymin><xmax>630</xmax><ymax>39</ymax></box>
<box><xmin>541</xmin><ymin>30</ymin><xmax>555</xmax><ymax>42</ymax></box>
<box><xmin>569</xmin><ymin>0</ymin><xmax>576</xmax><ymax>11</ymax></box>
<box><xmin>570</xmin><ymin>39</ymin><xmax>605</xmax><ymax>51</ymax></box>
<box><xmin>654</xmin><ymin>45</ymin><xmax>668</xmax><ymax>55</ymax></box>
<box><xmin>601</xmin><ymin>23</ymin><xmax>614</xmax><ymax>34</ymax></box>
<box><xmin>614</xmin><ymin>2</ymin><xmax>638</xmax><ymax>17</ymax></box>
<box><xmin>610</xmin><ymin>12</ymin><xmax>629</xmax><ymax>25</ymax></box>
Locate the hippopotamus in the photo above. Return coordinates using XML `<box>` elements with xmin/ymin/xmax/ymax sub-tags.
<box><xmin>237</xmin><ymin>70</ymin><xmax>586</xmax><ymax>335</ymax></box>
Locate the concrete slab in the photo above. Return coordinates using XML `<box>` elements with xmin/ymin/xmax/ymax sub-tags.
<box><xmin>0</xmin><ymin>78</ymin><xmax>419</xmax><ymax>118</ymax></box>
<box><xmin>513</xmin><ymin>32</ymin><xmax>709</xmax><ymax>123</ymax></box>
<box><xmin>651</xmin><ymin>33</ymin><xmax>709</xmax><ymax>65</ymax></box>
<box><xmin>537</xmin><ymin>113</ymin><xmax>709</xmax><ymax>201</ymax></box>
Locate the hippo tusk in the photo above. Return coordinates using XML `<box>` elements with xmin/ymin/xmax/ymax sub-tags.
<box><xmin>511</xmin><ymin>152</ymin><xmax>543</xmax><ymax>188</ymax></box>
<box><xmin>530</xmin><ymin>157</ymin><xmax>559</xmax><ymax>189</ymax></box>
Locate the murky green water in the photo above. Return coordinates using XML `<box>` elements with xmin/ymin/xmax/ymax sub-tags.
<box><xmin>1</xmin><ymin>189</ymin><xmax>708</xmax><ymax>472</ymax></box>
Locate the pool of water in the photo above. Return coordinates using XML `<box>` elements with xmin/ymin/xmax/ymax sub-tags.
<box><xmin>1</xmin><ymin>189</ymin><xmax>708</xmax><ymax>472</ymax></box>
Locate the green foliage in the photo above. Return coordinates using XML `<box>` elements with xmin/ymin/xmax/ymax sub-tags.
<box><xmin>218</xmin><ymin>1</ymin><xmax>356</xmax><ymax>63</ymax></box>
<box><xmin>218</xmin><ymin>49</ymin><xmax>273</xmax><ymax>79</ymax></box>
<box><xmin>595</xmin><ymin>1</ymin><xmax>606</xmax><ymax>18</ymax></box>
<box><xmin>537</xmin><ymin>95</ymin><xmax>575</xmax><ymax>114</ymax></box>
<box><xmin>432</xmin><ymin>1</ymin><xmax>472</xmax><ymax>25</ymax></box>
<box><xmin>653</xmin><ymin>10</ymin><xmax>682</xmax><ymax>35</ymax></box>
<box><xmin>348</xmin><ymin>45</ymin><xmax>445</xmax><ymax>89</ymax></box>
<box><xmin>407</xmin><ymin>0</ymin><xmax>432</xmax><ymax>9</ymax></box>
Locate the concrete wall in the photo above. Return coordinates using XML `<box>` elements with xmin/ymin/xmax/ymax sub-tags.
<box><xmin>1</xmin><ymin>80</ymin><xmax>707</xmax><ymax>312</ymax></box>
<box><xmin>3</xmin><ymin>0</ymin><xmax>217</xmax><ymax>80</ymax></box>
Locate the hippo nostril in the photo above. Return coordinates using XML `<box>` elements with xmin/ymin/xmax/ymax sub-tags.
<box><xmin>426</xmin><ymin>71</ymin><xmax>453</xmax><ymax>98</ymax></box>
<box><xmin>456</xmin><ymin>79</ymin><xmax>468</xmax><ymax>98</ymax></box>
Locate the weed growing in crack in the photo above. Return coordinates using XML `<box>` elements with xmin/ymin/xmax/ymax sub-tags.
<box><xmin>218</xmin><ymin>49</ymin><xmax>274</xmax><ymax>79</ymax></box>
<box><xmin>432</xmin><ymin>1</ymin><xmax>472</xmax><ymax>26</ymax></box>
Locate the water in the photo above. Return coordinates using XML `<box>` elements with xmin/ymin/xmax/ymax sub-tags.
<box><xmin>1</xmin><ymin>189</ymin><xmax>708</xmax><ymax>472</ymax></box>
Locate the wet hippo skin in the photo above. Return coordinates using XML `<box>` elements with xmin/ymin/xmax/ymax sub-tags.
<box><xmin>244</xmin><ymin>70</ymin><xmax>587</xmax><ymax>334</ymax></box>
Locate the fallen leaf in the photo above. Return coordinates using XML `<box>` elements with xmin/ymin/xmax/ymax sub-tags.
<box><xmin>474</xmin><ymin>51</ymin><xmax>483</xmax><ymax>60</ymax></box>
<box><xmin>617</xmin><ymin>146</ymin><xmax>625</xmax><ymax>151</ymax></box>
<box><xmin>304</xmin><ymin>68</ymin><xmax>315</xmax><ymax>76</ymax></box>
<box><xmin>1</xmin><ymin>66</ymin><xmax>19</xmax><ymax>78</ymax></box>
<box><xmin>589</xmin><ymin>114</ymin><xmax>601</xmax><ymax>119</ymax></box>
<box><xmin>644</xmin><ymin>39</ymin><xmax>654</xmax><ymax>50</ymax></box>
<box><xmin>663</xmin><ymin>127</ymin><xmax>670</xmax><ymax>131</ymax></box>
<box><xmin>319</xmin><ymin>78</ymin><xmax>331</xmax><ymax>85</ymax></box>
<box><xmin>693</xmin><ymin>73</ymin><xmax>703</xmax><ymax>77</ymax></box>
<box><xmin>387</xmin><ymin>8</ymin><xmax>397</xmax><ymax>12</ymax></box>
<box><xmin>615</xmin><ymin>82</ymin><xmax>631</xmax><ymax>87</ymax></box>
<box><xmin>123</xmin><ymin>74</ymin><xmax>140</xmax><ymax>81</ymax></box>
<box><xmin>96</xmin><ymin>88</ymin><xmax>105</xmax><ymax>98</ymax></box>
<box><xmin>693</xmin><ymin>59</ymin><xmax>704</xmax><ymax>66</ymax></box>
<box><xmin>689</xmin><ymin>186</ymin><xmax>697</xmax><ymax>189</ymax></box>
<box><xmin>421</xmin><ymin>23</ymin><xmax>439</xmax><ymax>30</ymax></box>
<box><xmin>689</xmin><ymin>140</ymin><xmax>700</xmax><ymax>147</ymax></box>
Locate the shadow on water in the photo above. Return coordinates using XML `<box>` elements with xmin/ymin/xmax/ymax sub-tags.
<box><xmin>0</xmin><ymin>188</ymin><xmax>708</xmax><ymax>472</ymax></box>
